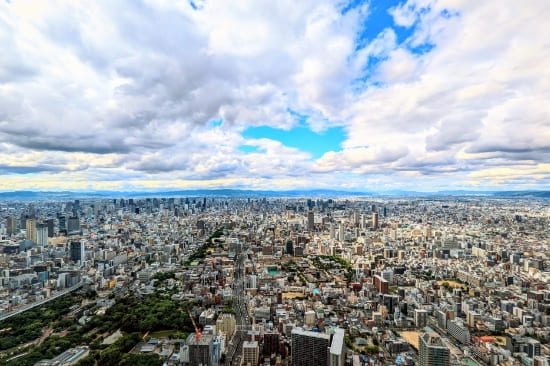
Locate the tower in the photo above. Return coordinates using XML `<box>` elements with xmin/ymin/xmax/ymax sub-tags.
<box><xmin>26</xmin><ymin>219</ymin><xmax>36</xmax><ymax>243</ymax></box>
<box><xmin>372</xmin><ymin>213</ymin><xmax>379</xmax><ymax>230</ymax></box>
<box><xmin>419</xmin><ymin>332</ymin><xmax>450</xmax><ymax>366</ymax></box>
<box><xmin>70</xmin><ymin>241</ymin><xmax>85</xmax><ymax>264</ymax></box>
<box><xmin>6</xmin><ymin>216</ymin><xmax>16</xmax><ymax>236</ymax></box>
<box><xmin>36</xmin><ymin>223</ymin><xmax>48</xmax><ymax>247</ymax></box>
<box><xmin>291</xmin><ymin>328</ymin><xmax>331</xmax><ymax>366</ymax></box>
<box><xmin>308</xmin><ymin>210</ymin><xmax>314</xmax><ymax>231</ymax></box>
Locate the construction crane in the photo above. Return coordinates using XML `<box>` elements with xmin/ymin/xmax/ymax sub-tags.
<box><xmin>187</xmin><ymin>310</ymin><xmax>202</xmax><ymax>341</ymax></box>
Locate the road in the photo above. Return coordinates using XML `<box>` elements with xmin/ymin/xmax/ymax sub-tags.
<box><xmin>0</xmin><ymin>282</ymin><xmax>83</xmax><ymax>322</ymax></box>
<box><xmin>225</xmin><ymin>252</ymin><xmax>251</xmax><ymax>366</ymax></box>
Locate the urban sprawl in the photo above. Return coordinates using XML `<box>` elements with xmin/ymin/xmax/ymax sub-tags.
<box><xmin>0</xmin><ymin>196</ymin><xmax>549</xmax><ymax>366</ymax></box>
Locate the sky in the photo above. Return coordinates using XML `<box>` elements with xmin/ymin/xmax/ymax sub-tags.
<box><xmin>0</xmin><ymin>0</ymin><xmax>549</xmax><ymax>192</ymax></box>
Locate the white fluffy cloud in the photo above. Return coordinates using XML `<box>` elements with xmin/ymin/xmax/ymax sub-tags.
<box><xmin>0</xmin><ymin>0</ymin><xmax>549</xmax><ymax>191</ymax></box>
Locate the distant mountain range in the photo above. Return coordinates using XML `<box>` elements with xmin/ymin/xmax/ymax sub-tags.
<box><xmin>0</xmin><ymin>189</ymin><xmax>549</xmax><ymax>200</ymax></box>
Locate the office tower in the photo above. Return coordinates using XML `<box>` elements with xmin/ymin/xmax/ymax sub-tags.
<box><xmin>339</xmin><ymin>223</ymin><xmax>345</xmax><ymax>241</ymax></box>
<box><xmin>373</xmin><ymin>275</ymin><xmax>389</xmax><ymax>294</ymax></box>
<box><xmin>36</xmin><ymin>223</ymin><xmax>48</xmax><ymax>247</ymax></box>
<box><xmin>383</xmin><ymin>206</ymin><xmax>387</xmax><ymax>217</ymax></box>
<box><xmin>216</xmin><ymin>314</ymin><xmax>236</xmax><ymax>338</ymax></box>
<box><xmin>242</xmin><ymin>340</ymin><xmax>259</xmax><ymax>366</ymax></box>
<box><xmin>58</xmin><ymin>215</ymin><xmax>66</xmax><ymax>234</ymax></box>
<box><xmin>329</xmin><ymin>224</ymin><xmax>335</xmax><ymax>239</ymax></box>
<box><xmin>353</xmin><ymin>210</ymin><xmax>360</xmax><ymax>225</ymax></box>
<box><xmin>371</xmin><ymin>204</ymin><xmax>376</xmax><ymax>212</ymax></box>
<box><xmin>6</xmin><ymin>216</ymin><xmax>17</xmax><ymax>236</ymax></box>
<box><xmin>419</xmin><ymin>332</ymin><xmax>450</xmax><ymax>366</ymax></box>
<box><xmin>73</xmin><ymin>199</ymin><xmax>80</xmax><ymax>215</ymax></box>
<box><xmin>26</xmin><ymin>219</ymin><xmax>36</xmax><ymax>243</ymax></box>
<box><xmin>415</xmin><ymin>309</ymin><xmax>428</xmax><ymax>328</ymax></box>
<box><xmin>70</xmin><ymin>241</ymin><xmax>85</xmax><ymax>264</ymax></box>
<box><xmin>187</xmin><ymin>333</ymin><xmax>213</xmax><ymax>366</ymax></box>
<box><xmin>45</xmin><ymin>219</ymin><xmax>54</xmax><ymax>237</ymax></box>
<box><xmin>308</xmin><ymin>210</ymin><xmax>314</xmax><ymax>231</ymax></box>
<box><xmin>286</xmin><ymin>240</ymin><xmax>294</xmax><ymax>256</ymax></box>
<box><xmin>67</xmin><ymin>216</ymin><xmax>80</xmax><ymax>234</ymax></box>
<box><xmin>291</xmin><ymin>327</ymin><xmax>331</xmax><ymax>366</ymax></box>
<box><xmin>329</xmin><ymin>328</ymin><xmax>345</xmax><ymax>366</ymax></box>
<box><xmin>263</xmin><ymin>332</ymin><xmax>280</xmax><ymax>356</ymax></box>
<box><xmin>527</xmin><ymin>339</ymin><xmax>541</xmax><ymax>358</ymax></box>
<box><xmin>372</xmin><ymin>212</ymin><xmax>379</xmax><ymax>229</ymax></box>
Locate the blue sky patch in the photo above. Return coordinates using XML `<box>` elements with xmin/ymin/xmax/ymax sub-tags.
<box><xmin>242</xmin><ymin>125</ymin><xmax>346</xmax><ymax>159</ymax></box>
<box><xmin>239</xmin><ymin>145</ymin><xmax>262</xmax><ymax>154</ymax></box>
<box><xmin>209</xmin><ymin>119</ymin><xmax>223</xmax><ymax>128</ymax></box>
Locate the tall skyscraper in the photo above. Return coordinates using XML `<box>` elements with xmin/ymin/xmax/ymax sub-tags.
<box><xmin>291</xmin><ymin>327</ymin><xmax>331</xmax><ymax>366</ymax></box>
<box><xmin>36</xmin><ymin>223</ymin><xmax>48</xmax><ymax>247</ymax></box>
<box><xmin>58</xmin><ymin>215</ymin><xmax>66</xmax><ymax>234</ymax></box>
<box><xmin>308</xmin><ymin>210</ymin><xmax>314</xmax><ymax>231</ymax></box>
<box><xmin>45</xmin><ymin>219</ymin><xmax>55</xmax><ymax>237</ymax></box>
<box><xmin>6</xmin><ymin>216</ymin><xmax>17</xmax><ymax>236</ymax></box>
<box><xmin>339</xmin><ymin>223</ymin><xmax>345</xmax><ymax>242</ymax></box>
<box><xmin>329</xmin><ymin>328</ymin><xmax>345</xmax><ymax>366</ymax></box>
<box><xmin>67</xmin><ymin>216</ymin><xmax>80</xmax><ymax>234</ymax></box>
<box><xmin>25</xmin><ymin>219</ymin><xmax>36</xmax><ymax>243</ymax></box>
<box><xmin>286</xmin><ymin>240</ymin><xmax>294</xmax><ymax>256</ymax></box>
<box><xmin>372</xmin><ymin>212</ymin><xmax>379</xmax><ymax>229</ymax></box>
<box><xmin>419</xmin><ymin>332</ymin><xmax>450</xmax><ymax>366</ymax></box>
<box><xmin>70</xmin><ymin>241</ymin><xmax>85</xmax><ymax>264</ymax></box>
<box><xmin>187</xmin><ymin>333</ymin><xmax>213</xmax><ymax>366</ymax></box>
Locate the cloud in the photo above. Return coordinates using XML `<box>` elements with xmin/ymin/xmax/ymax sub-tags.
<box><xmin>0</xmin><ymin>0</ymin><xmax>549</xmax><ymax>190</ymax></box>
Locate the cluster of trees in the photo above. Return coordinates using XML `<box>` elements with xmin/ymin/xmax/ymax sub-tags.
<box><xmin>0</xmin><ymin>293</ymin><xmax>81</xmax><ymax>350</ymax></box>
<box><xmin>186</xmin><ymin>227</ymin><xmax>226</xmax><ymax>264</ymax></box>
<box><xmin>152</xmin><ymin>271</ymin><xmax>176</xmax><ymax>282</ymax></box>
<box><xmin>1</xmin><ymin>286</ymin><xmax>195</xmax><ymax>365</ymax></box>
<box><xmin>344</xmin><ymin>335</ymin><xmax>381</xmax><ymax>356</ymax></box>
<box><xmin>311</xmin><ymin>255</ymin><xmax>354</xmax><ymax>284</ymax></box>
<box><xmin>101</xmin><ymin>294</ymin><xmax>195</xmax><ymax>334</ymax></box>
<box><xmin>77</xmin><ymin>333</ymin><xmax>163</xmax><ymax>366</ymax></box>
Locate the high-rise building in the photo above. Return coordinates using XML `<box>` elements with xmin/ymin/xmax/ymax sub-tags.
<box><xmin>415</xmin><ymin>309</ymin><xmax>428</xmax><ymax>328</ymax></box>
<box><xmin>419</xmin><ymin>332</ymin><xmax>450</xmax><ymax>366</ymax></box>
<box><xmin>58</xmin><ymin>215</ymin><xmax>66</xmax><ymax>234</ymax></box>
<box><xmin>286</xmin><ymin>240</ymin><xmax>294</xmax><ymax>256</ymax></box>
<box><xmin>242</xmin><ymin>340</ymin><xmax>259</xmax><ymax>366</ymax></box>
<box><xmin>67</xmin><ymin>216</ymin><xmax>80</xmax><ymax>234</ymax></box>
<box><xmin>26</xmin><ymin>219</ymin><xmax>36</xmax><ymax>243</ymax></box>
<box><xmin>372</xmin><ymin>212</ymin><xmax>379</xmax><ymax>229</ymax></box>
<box><xmin>215</xmin><ymin>314</ymin><xmax>236</xmax><ymax>338</ymax></box>
<box><xmin>36</xmin><ymin>223</ymin><xmax>48</xmax><ymax>247</ymax></box>
<box><xmin>45</xmin><ymin>219</ymin><xmax>55</xmax><ymax>237</ymax></box>
<box><xmin>6</xmin><ymin>216</ymin><xmax>17</xmax><ymax>236</ymax></box>
<box><xmin>187</xmin><ymin>333</ymin><xmax>213</xmax><ymax>366</ymax></box>
<box><xmin>291</xmin><ymin>327</ymin><xmax>331</xmax><ymax>366</ymax></box>
<box><xmin>339</xmin><ymin>223</ymin><xmax>345</xmax><ymax>242</ymax></box>
<box><xmin>70</xmin><ymin>241</ymin><xmax>85</xmax><ymax>264</ymax></box>
<box><xmin>263</xmin><ymin>332</ymin><xmax>280</xmax><ymax>356</ymax></box>
<box><xmin>373</xmin><ymin>275</ymin><xmax>389</xmax><ymax>294</ymax></box>
<box><xmin>308</xmin><ymin>210</ymin><xmax>314</xmax><ymax>231</ymax></box>
<box><xmin>329</xmin><ymin>328</ymin><xmax>345</xmax><ymax>366</ymax></box>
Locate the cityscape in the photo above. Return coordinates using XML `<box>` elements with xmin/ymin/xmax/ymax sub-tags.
<box><xmin>0</xmin><ymin>194</ymin><xmax>549</xmax><ymax>365</ymax></box>
<box><xmin>1</xmin><ymin>0</ymin><xmax>550</xmax><ymax>365</ymax></box>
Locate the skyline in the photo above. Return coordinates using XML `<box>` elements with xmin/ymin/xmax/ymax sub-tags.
<box><xmin>1</xmin><ymin>0</ymin><xmax>549</xmax><ymax>192</ymax></box>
